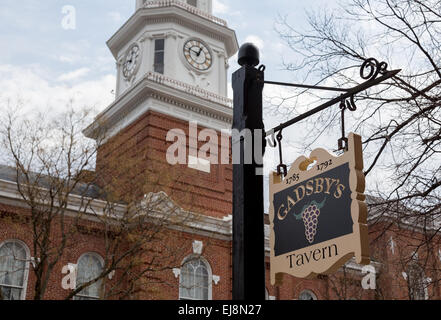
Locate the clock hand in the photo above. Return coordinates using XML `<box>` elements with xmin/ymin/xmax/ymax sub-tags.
<box><xmin>127</xmin><ymin>53</ymin><xmax>134</xmax><ymax>64</ymax></box>
<box><xmin>197</xmin><ymin>47</ymin><xmax>203</xmax><ymax>57</ymax></box>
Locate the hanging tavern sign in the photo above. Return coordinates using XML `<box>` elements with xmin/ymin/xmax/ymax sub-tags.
<box><xmin>269</xmin><ymin>133</ymin><xmax>370</xmax><ymax>284</ymax></box>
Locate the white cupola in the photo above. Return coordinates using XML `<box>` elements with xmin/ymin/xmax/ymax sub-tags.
<box><xmin>84</xmin><ymin>0</ymin><xmax>237</xmax><ymax>141</ymax></box>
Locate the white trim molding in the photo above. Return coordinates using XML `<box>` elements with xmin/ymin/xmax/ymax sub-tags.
<box><xmin>172</xmin><ymin>268</ymin><xmax>181</xmax><ymax>278</ymax></box>
<box><xmin>142</xmin><ymin>1</ymin><xmax>225</xmax><ymax>26</ymax></box>
<box><xmin>192</xmin><ymin>240</ymin><xmax>204</xmax><ymax>255</ymax></box>
<box><xmin>0</xmin><ymin>179</ymin><xmax>233</xmax><ymax>242</ymax></box>
<box><xmin>108</xmin><ymin>4</ymin><xmax>237</xmax><ymax>59</ymax></box>
<box><xmin>30</xmin><ymin>256</ymin><xmax>40</xmax><ymax>269</ymax></box>
<box><xmin>83</xmin><ymin>72</ymin><xmax>233</xmax><ymax>144</ymax></box>
<box><xmin>0</xmin><ymin>178</ymin><xmax>127</xmax><ymax>221</ymax></box>
<box><xmin>212</xmin><ymin>275</ymin><xmax>220</xmax><ymax>285</ymax></box>
<box><xmin>389</xmin><ymin>236</ymin><xmax>396</xmax><ymax>255</ymax></box>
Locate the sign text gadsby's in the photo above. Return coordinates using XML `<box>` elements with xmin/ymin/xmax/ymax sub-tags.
<box><xmin>273</xmin><ymin>162</ymin><xmax>354</xmax><ymax>266</ymax></box>
<box><xmin>269</xmin><ymin>133</ymin><xmax>370</xmax><ymax>283</ymax></box>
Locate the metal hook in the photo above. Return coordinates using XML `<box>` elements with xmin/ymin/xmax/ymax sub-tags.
<box><xmin>266</xmin><ymin>130</ymin><xmax>277</xmax><ymax>148</ymax></box>
<box><xmin>347</xmin><ymin>95</ymin><xmax>357</xmax><ymax>111</ymax></box>
<box><xmin>338</xmin><ymin>95</ymin><xmax>357</xmax><ymax>151</ymax></box>
<box><xmin>338</xmin><ymin>99</ymin><xmax>349</xmax><ymax>151</ymax></box>
<box><xmin>276</xmin><ymin>130</ymin><xmax>288</xmax><ymax>177</ymax></box>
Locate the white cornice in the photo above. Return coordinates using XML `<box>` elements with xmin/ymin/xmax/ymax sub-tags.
<box><xmin>368</xmin><ymin>204</ymin><xmax>441</xmax><ymax>234</ymax></box>
<box><xmin>344</xmin><ymin>258</ymin><xmax>382</xmax><ymax>274</ymax></box>
<box><xmin>107</xmin><ymin>6</ymin><xmax>238</xmax><ymax>59</ymax></box>
<box><xmin>0</xmin><ymin>178</ymin><xmax>233</xmax><ymax>241</ymax></box>
<box><xmin>83</xmin><ymin>72</ymin><xmax>233</xmax><ymax>142</ymax></box>
<box><xmin>0</xmin><ymin>178</ymin><xmax>124</xmax><ymax>218</ymax></box>
<box><xmin>138</xmin><ymin>191</ymin><xmax>232</xmax><ymax>240</ymax></box>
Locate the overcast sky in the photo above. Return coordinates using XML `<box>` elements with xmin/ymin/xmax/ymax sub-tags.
<box><xmin>0</xmin><ymin>0</ymin><xmax>336</xmax><ymax>110</ymax></box>
<box><xmin>0</xmin><ymin>0</ymin><xmax>351</xmax><ymax>210</ymax></box>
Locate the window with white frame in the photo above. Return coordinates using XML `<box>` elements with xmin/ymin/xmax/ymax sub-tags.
<box><xmin>154</xmin><ymin>38</ymin><xmax>165</xmax><ymax>74</ymax></box>
<box><xmin>75</xmin><ymin>253</ymin><xmax>104</xmax><ymax>300</ymax></box>
<box><xmin>179</xmin><ymin>257</ymin><xmax>211</xmax><ymax>300</ymax></box>
<box><xmin>298</xmin><ymin>290</ymin><xmax>317</xmax><ymax>300</ymax></box>
<box><xmin>0</xmin><ymin>240</ymin><xmax>30</xmax><ymax>300</ymax></box>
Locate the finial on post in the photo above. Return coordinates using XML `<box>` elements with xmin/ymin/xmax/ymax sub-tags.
<box><xmin>238</xmin><ymin>43</ymin><xmax>260</xmax><ymax>67</ymax></box>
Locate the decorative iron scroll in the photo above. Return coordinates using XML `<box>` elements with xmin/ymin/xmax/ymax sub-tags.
<box><xmin>264</xmin><ymin>57</ymin><xmax>400</xmax><ymax>138</ymax></box>
<box><xmin>360</xmin><ymin>58</ymin><xmax>388</xmax><ymax>81</ymax></box>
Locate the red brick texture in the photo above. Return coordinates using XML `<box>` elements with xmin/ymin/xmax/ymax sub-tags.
<box><xmin>96</xmin><ymin>110</ymin><xmax>233</xmax><ymax>219</ymax></box>
<box><xmin>1</xmin><ymin>110</ymin><xmax>440</xmax><ymax>300</ymax></box>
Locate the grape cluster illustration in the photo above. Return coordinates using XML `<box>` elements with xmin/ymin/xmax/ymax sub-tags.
<box><xmin>294</xmin><ymin>198</ymin><xmax>326</xmax><ymax>244</ymax></box>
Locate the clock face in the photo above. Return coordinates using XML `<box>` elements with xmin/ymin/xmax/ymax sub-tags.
<box><xmin>183</xmin><ymin>39</ymin><xmax>212</xmax><ymax>71</ymax></box>
<box><xmin>123</xmin><ymin>44</ymin><xmax>141</xmax><ymax>79</ymax></box>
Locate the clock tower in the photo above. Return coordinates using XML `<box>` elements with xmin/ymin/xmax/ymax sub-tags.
<box><xmin>84</xmin><ymin>0</ymin><xmax>238</xmax><ymax>218</ymax></box>
<box><xmin>111</xmin><ymin>0</ymin><xmax>237</xmax><ymax>100</ymax></box>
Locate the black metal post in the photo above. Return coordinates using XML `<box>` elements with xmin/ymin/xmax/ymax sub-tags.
<box><xmin>232</xmin><ymin>43</ymin><xmax>266</xmax><ymax>300</ymax></box>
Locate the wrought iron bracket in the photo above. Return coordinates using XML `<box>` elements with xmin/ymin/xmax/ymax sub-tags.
<box><xmin>338</xmin><ymin>96</ymin><xmax>357</xmax><ymax>152</ymax></box>
<box><xmin>264</xmin><ymin>58</ymin><xmax>400</xmax><ymax>137</ymax></box>
<box><xmin>276</xmin><ymin>130</ymin><xmax>288</xmax><ymax>177</ymax></box>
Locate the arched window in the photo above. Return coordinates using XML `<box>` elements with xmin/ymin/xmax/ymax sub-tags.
<box><xmin>298</xmin><ymin>289</ymin><xmax>317</xmax><ymax>300</ymax></box>
<box><xmin>0</xmin><ymin>240</ymin><xmax>30</xmax><ymax>300</ymax></box>
<box><xmin>75</xmin><ymin>253</ymin><xmax>104</xmax><ymax>300</ymax></box>
<box><xmin>179</xmin><ymin>256</ymin><xmax>212</xmax><ymax>300</ymax></box>
<box><xmin>407</xmin><ymin>263</ymin><xmax>427</xmax><ymax>300</ymax></box>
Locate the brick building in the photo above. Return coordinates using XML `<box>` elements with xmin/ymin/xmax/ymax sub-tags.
<box><xmin>0</xmin><ymin>0</ymin><xmax>440</xmax><ymax>300</ymax></box>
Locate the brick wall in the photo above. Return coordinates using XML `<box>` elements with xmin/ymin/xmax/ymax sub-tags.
<box><xmin>0</xmin><ymin>203</ymin><xmax>110</xmax><ymax>300</ymax></box>
<box><xmin>1</xmin><ymin>107</ymin><xmax>440</xmax><ymax>300</ymax></box>
<box><xmin>96</xmin><ymin>110</ymin><xmax>233</xmax><ymax>219</ymax></box>
<box><xmin>1</xmin><ymin>201</ymin><xmax>441</xmax><ymax>300</ymax></box>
